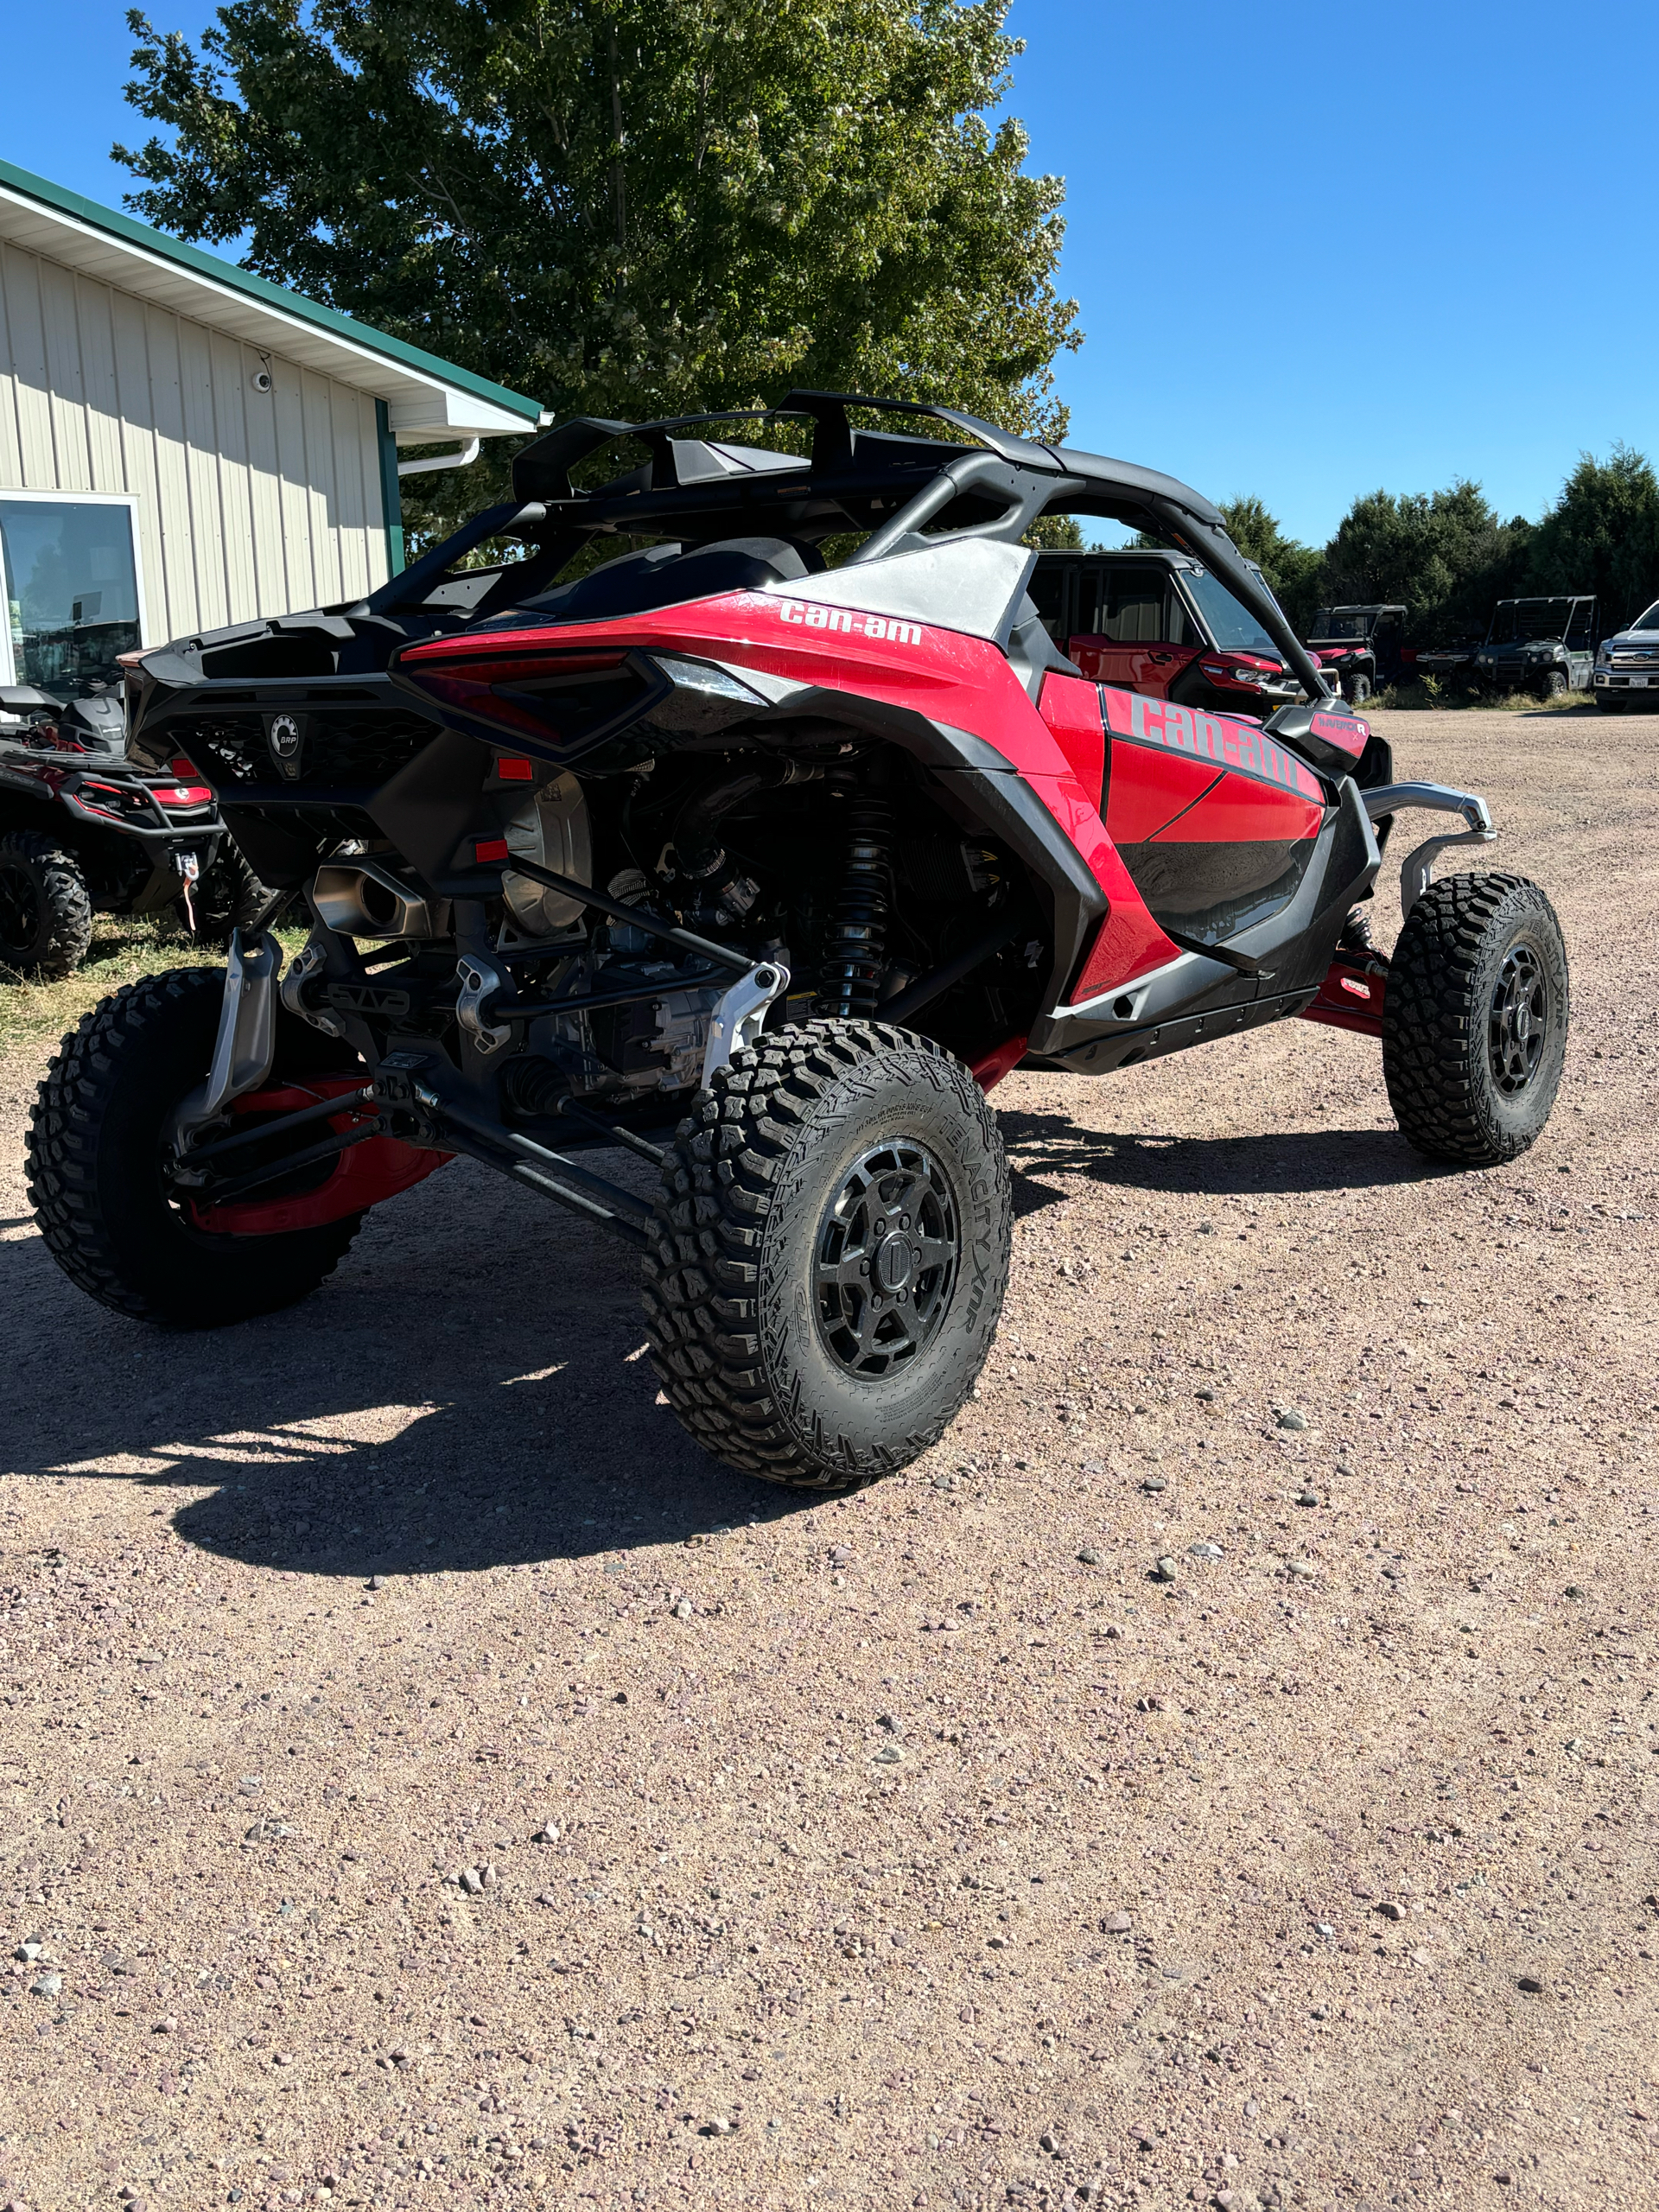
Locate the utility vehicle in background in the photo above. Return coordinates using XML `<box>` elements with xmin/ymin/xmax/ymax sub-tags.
<box><xmin>1030</xmin><ymin>546</ymin><xmax>1306</xmax><ymax>720</ymax></box>
<box><xmin>0</xmin><ymin>680</ymin><xmax>265</xmax><ymax>979</ymax></box>
<box><xmin>1472</xmin><ymin>597</ymin><xmax>1599</xmax><ymax>699</ymax></box>
<box><xmin>27</xmin><ymin>395</ymin><xmax>1570</xmax><ymax>1491</ymax></box>
<box><xmin>1303</xmin><ymin>605</ymin><xmax>1409</xmax><ymax>703</ymax></box>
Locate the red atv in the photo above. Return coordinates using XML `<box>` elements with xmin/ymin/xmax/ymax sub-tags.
<box><xmin>27</xmin><ymin>395</ymin><xmax>1568</xmax><ymax>1491</ymax></box>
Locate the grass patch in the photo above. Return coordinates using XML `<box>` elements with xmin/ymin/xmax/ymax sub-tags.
<box><xmin>0</xmin><ymin>922</ymin><xmax>309</xmax><ymax>1067</ymax></box>
<box><xmin>1368</xmin><ymin>677</ymin><xmax>1600</xmax><ymax>714</ymax></box>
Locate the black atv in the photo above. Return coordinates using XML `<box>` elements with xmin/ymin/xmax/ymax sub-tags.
<box><xmin>0</xmin><ymin>681</ymin><xmax>269</xmax><ymax>980</ymax></box>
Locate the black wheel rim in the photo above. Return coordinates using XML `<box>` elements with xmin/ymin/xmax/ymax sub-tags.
<box><xmin>0</xmin><ymin>863</ymin><xmax>41</xmax><ymax>959</ymax></box>
<box><xmin>1488</xmin><ymin>942</ymin><xmax>1548</xmax><ymax>1096</ymax></box>
<box><xmin>814</xmin><ymin>1138</ymin><xmax>961</xmax><ymax>1377</ymax></box>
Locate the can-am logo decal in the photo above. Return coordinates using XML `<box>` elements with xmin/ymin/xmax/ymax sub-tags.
<box><xmin>772</xmin><ymin>600</ymin><xmax>923</xmax><ymax>646</ymax></box>
<box><xmin>264</xmin><ymin>711</ymin><xmax>304</xmax><ymax>781</ymax></box>
<box><xmin>1102</xmin><ymin>686</ymin><xmax>1322</xmax><ymax>801</ymax></box>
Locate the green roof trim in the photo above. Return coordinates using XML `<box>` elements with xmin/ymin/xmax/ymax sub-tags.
<box><xmin>0</xmin><ymin>156</ymin><xmax>543</xmax><ymax>426</ymax></box>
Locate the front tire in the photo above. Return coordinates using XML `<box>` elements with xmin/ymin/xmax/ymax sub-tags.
<box><xmin>0</xmin><ymin>831</ymin><xmax>92</xmax><ymax>980</ymax></box>
<box><xmin>1382</xmin><ymin>873</ymin><xmax>1567</xmax><ymax>1166</ymax></box>
<box><xmin>1346</xmin><ymin>671</ymin><xmax>1374</xmax><ymax>705</ymax></box>
<box><xmin>1539</xmin><ymin>669</ymin><xmax>1569</xmax><ymax>700</ymax></box>
<box><xmin>27</xmin><ymin>967</ymin><xmax>364</xmax><ymax>1326</ymax></box>
<box><xmin>1594</xmin><ymin>690</ymin><xmax>1625</xmax><ymax>712</ymax></box>
<box><xmin>642</xmin><ymin>1020</ymin><xmax>1012</xmax><ymax>1490</ymax></box>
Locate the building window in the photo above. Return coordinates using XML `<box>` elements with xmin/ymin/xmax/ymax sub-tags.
<box><xmin>0</xmin><ymin>497</ymin><xmax>142</xmax><ymax>696</ymax></box>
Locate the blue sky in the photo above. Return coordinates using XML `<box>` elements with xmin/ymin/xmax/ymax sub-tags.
<box><xmin>7</xmin><ymin>0</ymin><xmax>1655</xmax><ymax>544</ymax></box>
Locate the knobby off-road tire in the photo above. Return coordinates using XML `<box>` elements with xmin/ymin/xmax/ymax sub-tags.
<box><xmin>1346</xmin><ymin>671</ymin><xmax>1373</xmax><ymax>706</ymax></box>
<box><xmin>0</xmin><ymin>830</ymin><xmax>92</xmax><ymax>980</ymax></box>
<box><xmin>27</xmin><ymin>966</ymin><xmax>363</xmax><ymax>1326</ymax></box>
<box><xmin>642</xmin><ymin>1020</ymin><xmax>1013</xmax><ymax>1490</ymax></box>
<box><xmin>1382</xmin><ymin>873</ymin><xmax>1567</xmax><ymax>1166</ymax></box>
<box><xmin>1540</xmin><ymin>669</ymin><xmax>1569</xmax><ymax>701</ymax></box>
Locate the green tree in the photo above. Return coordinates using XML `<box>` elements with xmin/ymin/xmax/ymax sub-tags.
<box><xmin>117</xmin><ymin>0</ymin><xmax>1080</xmax><ymax>537</ymax></box>
<box><xmin>1215</xmin><ymin>496</ymin><xmax>1323</xmax><ymax>632</ymax></box>
<box><xmin>1528</xmin><ymin>446</ymin><xmax>1659</xmax><ymax>629</ymax></box>
<box><xmin>1320</xmin><ymin>480</ymin><xmax>1529</xmax><ymax>643</ymax></box>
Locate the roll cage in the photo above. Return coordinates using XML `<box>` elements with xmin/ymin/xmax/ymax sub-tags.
<box><xmin>362</xmin><ymin>391</ymin><xmax>1333</xmax><ymax>703</ymax></box>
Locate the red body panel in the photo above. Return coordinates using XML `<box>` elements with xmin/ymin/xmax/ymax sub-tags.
<box><xmin>1106</xmin><ymin>744</ymin><xmax>1220</xmax><ymax>846</ymax></box>
<box><xmin>190</xmin><ymin>1080</ymin><xmax>450</xmax><ymax>1236</ymax></box>
<box><xmin>1101</xmin><ymin>686</ymin><xmax>1326</xmax><ymax>803</ymax></box>
<box><xmin>1068</xmin><ymin>636</ymin><xmax>1199</xmax><ymax>697</ymax></box>
<box><xmin>1036</xmin><ymin>671</ymin><xmax>1106</xmax><ymax>802</ymax></box>
<box><xmin>1154</xmin><ymin>770</ymin><xmax>1324</xmax><ymax>847</ymax></box>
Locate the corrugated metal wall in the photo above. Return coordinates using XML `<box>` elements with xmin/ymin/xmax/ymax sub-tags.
<box><xmin>0</xmin><ymin>237</ymin><xmax>391</xmax><ymax>645</ymax></box>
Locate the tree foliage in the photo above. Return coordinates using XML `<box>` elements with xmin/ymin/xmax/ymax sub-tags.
<box><xmin>1319</xmin><ymin>480</ymin><xmax>1530</xmax><ymax>642</ymax></box>
<box><xmin>1528</xmin><ymin>446</ymin><xmax>1659</xmax><ymax>626</ymax></box>
<box><xmin>1215</xmin><ymin>496</ymin><xmax>1323</xmax><ymax>632</ymax></box>
<box><xmin>117</xmin><ymin>0</ymin><xmax>1080</xmax><ymax>534</ymax></box>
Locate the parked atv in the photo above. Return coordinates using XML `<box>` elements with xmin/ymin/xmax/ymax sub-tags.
<box><xmin>1472</xmin><ymin>597</ymin><xmax>1598</xmax><ymax>699</ymax></box>
<box><xmin>1303</xmin><ymin>605</ymin><xmax>1408</xmax><ymax>703</ymax></box>
<box><xmin>27</xmin><ymin>394</ymin><xmax>1569</xmax><ymax>1491</ymax></box>
<box><xmin>0</xmin><ymin>681</ymin><xmax>267</xmax><ymax>979</ymax></box>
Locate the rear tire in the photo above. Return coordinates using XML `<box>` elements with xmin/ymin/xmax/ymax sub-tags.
<box><xmin>27</xmin><ymin>967</ymin><xmax>364</xmax><ymax>1325</ymax></box>
<box><xmin>0</xmin><ymin>831</ymin><xmax>92</xmax><ymax>980</ymax></box>
<box><xmin>642</xmin><ymin>1020</ymin><xmax>1012</xmax><ymax>1490</ymax></box>
<box><xmin>1382</xmin><ymin>873</ymin><xmax>1567</xmax><ymax>1166</ymax></box>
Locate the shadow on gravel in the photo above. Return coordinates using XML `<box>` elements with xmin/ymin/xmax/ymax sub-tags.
<box><xmin>0</xmin><ymin>1158</ymin><xmax>804</xmax><ymax>1581</ymax></box>
<box><xmin>997</xmin><ymin>1113</ymin><xmax>1455</xmax><ymax>1202</ymax></box>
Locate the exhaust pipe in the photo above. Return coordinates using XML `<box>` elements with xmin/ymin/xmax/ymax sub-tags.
<box><xmin>312</xmin><ymin>861</ymin><xmax>448</xmax><ymax>940</ymax></box>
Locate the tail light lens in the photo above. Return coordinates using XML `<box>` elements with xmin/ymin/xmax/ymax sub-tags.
<box><xmin>392</xmin><ymin>639</ymin><xmax>664</xmax><ymax>760</ymax></box>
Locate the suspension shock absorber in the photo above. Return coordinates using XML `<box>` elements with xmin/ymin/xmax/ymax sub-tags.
<box><xmin>816</xmin><ymin>790</ymin><xmax>893</xmax><ymax>1019</ymax></box>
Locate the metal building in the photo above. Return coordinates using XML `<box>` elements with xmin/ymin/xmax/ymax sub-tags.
<box><xmin>0</xmin><ymin>157</ymin><xmax>543</xmax><ymax>693</ymax></box>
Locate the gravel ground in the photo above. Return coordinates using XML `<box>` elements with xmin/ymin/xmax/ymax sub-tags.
<box><xmin>0</xmin><ymin>704</ymin><xmax>1655</xmax><ymax>2212</ymax></box>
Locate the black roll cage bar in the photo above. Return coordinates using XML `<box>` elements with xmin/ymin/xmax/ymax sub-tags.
<box><xmin>364</xmin><ymin>391</ymin><xmax>1333</xmax><ymax>702</ymax></box>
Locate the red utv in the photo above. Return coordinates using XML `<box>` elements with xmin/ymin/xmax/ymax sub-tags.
<box><xmin>28</xmin><ymin>395</ymin><xmax>1569</xmax><ymax>1491</ymax></box>
<box><xmin>1030</xmin><ymin>547</ymin><xmax>1306</xmax><ymax>720</ymax></box>
<box><xmin>1303</xmin><ymin>604</ymin><xmax>1409</xmax><ymax>703</ymax></box>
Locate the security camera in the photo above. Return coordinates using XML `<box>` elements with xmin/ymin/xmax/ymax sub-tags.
<box><xmin>251</xmin><ymin>369</ymin><xmax>273</xmax><ymax>395</ymax></box>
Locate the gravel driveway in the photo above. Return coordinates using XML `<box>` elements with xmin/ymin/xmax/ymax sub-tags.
<box><xmin>0</xmin><ymin>705</ymin><xmax>1653</xmax><ymax>2212</ymax></box>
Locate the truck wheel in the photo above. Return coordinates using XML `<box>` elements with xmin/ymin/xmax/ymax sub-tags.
<box><xmin>1594</xmin><ymin>691</ymin><xmax>1625</xmax><ymax>713</ymax></box>
<box><xmin>27</xmin><ymin>966</ymin><xmax>364</xmax><ymax>1326</ymax></box>
<box><xmin>1346</xmin><ymin>672</ymin><xmax>1373</xmax><ymax>705</ymax></box>
<box><xmin>0</xmin><ymin>831</ymin><xmax>93</xmax><ymax>981</ymax></box>
<box><xmin>642</xmin><ymin>1020</ymin><xmax>1012</xmax><ymax>1490</ymax></box>
<box><xmin>1382</xmin><ymin>873</ymin><xmax>1567</xmax><ymax>1166</ymax></box>
<box><xmin>1539</xmin><ymin>669</ymin><xmax>1568</xmax><ymax>700</ymax></box>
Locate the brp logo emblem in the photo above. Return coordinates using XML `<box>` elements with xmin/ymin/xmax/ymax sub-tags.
<box><xmin>265</xmin><ymin>711</ymin><xmax>304</xmax><ymax>781</ymax></box>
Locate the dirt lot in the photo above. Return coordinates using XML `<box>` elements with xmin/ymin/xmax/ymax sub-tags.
<box><xmin>1</xmin><ymin>704</ymin><xmax>1655</xmax><ymax>2212</ymax></box>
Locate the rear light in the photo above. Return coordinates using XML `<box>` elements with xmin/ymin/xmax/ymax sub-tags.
<box><xmin>168</xmin><ymin>755</ymin><xmax>202</xmax><ymax>779</ymax></box>
<box><xmin>393</xmin><ymin>638</ymin><xmax>662</xmax><ymax>759</ymax></box>
<box><xmin>495</xmin><ymin>755</ymin><xmax>536</xmax><ymax>780</ymax></box>
<box><xmin>474</xmin><ymin>837</ymin><xmax>510</xmax><ymax>864</ymax></box>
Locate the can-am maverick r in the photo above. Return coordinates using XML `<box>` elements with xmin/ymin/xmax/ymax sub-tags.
<box><xmin>0</xmin><ymin>679</ymin><xmax>266</xmax><ymax>978</ymax></box>
<box><xmin>27</xmin><ymin>394</ymin><xmax>1569</xmax><ymax>1490</ymax></box>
